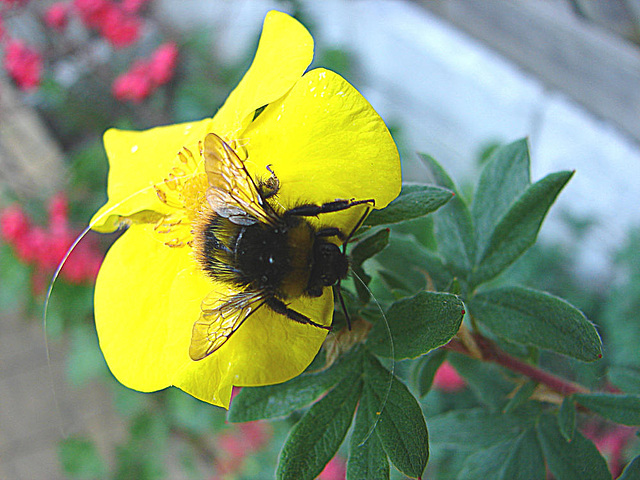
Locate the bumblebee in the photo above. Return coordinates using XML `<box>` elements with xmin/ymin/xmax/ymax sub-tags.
<box><xmin>189</xmin><ymin>133</ymin><xmax>373</xmax><ymax>360</ymax></box>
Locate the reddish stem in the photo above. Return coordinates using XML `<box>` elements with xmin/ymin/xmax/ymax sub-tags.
<box><xmin>445</xmin><ymin>334</ymin><xmax>590</xmax><ymax>396</ymax></box>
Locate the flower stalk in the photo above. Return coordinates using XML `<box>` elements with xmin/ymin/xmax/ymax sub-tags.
<box><xmin>445</xmin><ymin>332</ymin><xmax>591</xmax><ymax>397</ymax></box>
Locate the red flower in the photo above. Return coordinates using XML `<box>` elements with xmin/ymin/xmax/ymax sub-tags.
<box><xmin>73</xmin><ymin>0</ymin><xmax>141</xmax><ymax>48</ymax></box>
<box><xmin>73</xmin><ymin>0</ymin><xmax>110</xmax><ymax>29</ymax></box>
<box><xmin>433</xmin><ymin>361</ymin><xmax>466</xmax><ymax>392</ymax></box>
<box><xmin>62</xmin><ymin>239</ymin><xmax>102</xmax><ymax>283</ymax></box>
<box><xmin>3</xmin><ymin>39</ymin><xmax>42</xmax><ymax>91</ymax></box>
<box><xmin>0</xmin><ymin>0</ymin><xmax>29</xmax><ymax>7</ymax></box>
<box><xmin>44</xmin><ymin>2</ymin><xmax>70</xmax><ymax>31</ymax></box>
<box><xmin>99</xmin><ymin>4</ymin><xmax>141</xmax><ymax>48</ymax></box>
<box><xmin>148</xmin><ymin>42</ymin><xmax>178</xmax><ymax>85</ymax></box>
<box><xmin>112</xmin><ymin>59</ymin><xmax>153</xmax><ymax>102</ymax></box>
<box><xmin>121</xmin><ymin>0</ymin><xmax>148</xmax><ymax>14</ymax></box>
<box><xmin>0</xmin><ymin>204</ymin><xmax>30</xmax><ymax>243</ymax></box>
<box><xmin>0</xmin><ymin>194</ymin><xmax>103</xmax><ymax>290</ymax></box>
<box><xmin>584</xmin><ymin>423</ymin><xmax>636</xmax><ymax>477</ymax></box>
<box><xmin>319</xmin><ymin>456</ymin><xmax>347</xmax><ymax>480</ymax></box>
<box><xmin>48</xmin><ymin>191</ymin><xmax>69</xmax><ymax>230</ymax></box>
<box><xmin>112</xmin><ymin>42</ymin><xmax>179</xmax><ymax>103</ymax></box>
<box><xmin>238</xmin><ymin>422</ymin><xmax>270</xmax><ymax>451</ymax></box>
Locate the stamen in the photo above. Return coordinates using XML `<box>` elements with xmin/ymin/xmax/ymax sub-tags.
<box><xmin>178</xmin><ymin>151</ymin><xmax>189</xmax><ymax>164</ymax></box>
<box><xmin>164</xmin><ymin>239</ymin><xmax>185</xmax><ymax>248</ymax></box>
<box><xmin>165</xmin><ymin>173</ymin><xmax>179</xmax><ymax>190</ymax></box>
<box><xmin>154</xmin><ymin>185</ymin><xmax>168</xmax><ymax>204</ymax></box>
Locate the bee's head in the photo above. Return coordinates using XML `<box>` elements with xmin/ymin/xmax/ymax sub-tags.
<box><xmin>308</xmin><ymin>241</ymin><xmax>348</xmax><ymax>297</ymax></box>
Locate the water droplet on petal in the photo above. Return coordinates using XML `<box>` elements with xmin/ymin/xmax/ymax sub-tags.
<box><xmin>131</xmin><ymin>145</ymin><xmax>139</xmax><ymax>153</ymax></box>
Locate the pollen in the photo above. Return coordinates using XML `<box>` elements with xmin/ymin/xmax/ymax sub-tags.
<box><xmin>151</xmin><ymin>144</ymin><xmax>210</xmax><ymax>248</ymax></box>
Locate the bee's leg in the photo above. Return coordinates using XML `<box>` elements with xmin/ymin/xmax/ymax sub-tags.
<box><xmin>316</xmin><ymin>226</ymin><xmax>346</xmax><ymax>241</ymax></box>
<box><xmin>266</xmin><ymin>297</ymin><xmax>332</xmax><ymax>331</ymax></box>
<box><xmin>285</xmin><ymin>198</ymin><xmax>374</xmax><ymax>217</ymax></box>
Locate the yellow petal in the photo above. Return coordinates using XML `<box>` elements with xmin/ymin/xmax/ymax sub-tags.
<box><xmin>174</xmin><ymin>292</ymin><xmax>331</xmax><ymax>408</ymax></box>
<box><xmin>94</xmin><ymin>224</ymin><xmax>212</xmax><ymax>391</ymax></box>
<box><xmin>211</xmin><ymin>10</ymin><xmax>313</xmax><ymax>139</ymax></box>
<box><xmin>241</xmin><ymin>68</ymin><xmax>401</xmax><ymax>233</ymax></box>
<box><xmin>95</xmin><ymin>223</ymin><xmax>331</xmax><ymax>408</ymax></box>
<box><xmin>91</xmin><ymin>118</ymin><xmax>214</xmax><ymax>232</ymax></box>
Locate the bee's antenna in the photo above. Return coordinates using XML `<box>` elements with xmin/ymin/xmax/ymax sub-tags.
<box><xmin>42</xmin><ymin>168</ymin><xmax>202</xmax><ymax>437</ymax></box>
<box><xmin>337</xmin><ymin>201</ymin><xmax>374</xmax><ymax>331</ymax></box>
<box><xmin>43</xmin><ymin>223</ymin><xmax>93</xmax><ymax>437</ymax></box>
<box><xmin>351</xmin><ymin>269</ymin><xmax>394</xmax><ymax>446</ymax></box>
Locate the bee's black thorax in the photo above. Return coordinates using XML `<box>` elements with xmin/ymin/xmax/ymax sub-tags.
<box><xmin>197</xmin><ymin>211</ymin><xmax>349</xmax><ymax>301</ymax></box>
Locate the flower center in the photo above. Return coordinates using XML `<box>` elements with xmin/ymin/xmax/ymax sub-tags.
<box><xmin>151</xmin><ymin>143</ymin><xmax>209</xmax><ymax>248</ymax></box>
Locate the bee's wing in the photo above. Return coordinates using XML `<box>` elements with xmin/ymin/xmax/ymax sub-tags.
<box><xmin>189</xmin><ymin>289</ymin><xmax>267</xmax><ymax>360</ymax></box>
<box><xmin>203</xmin><ymin>133</ymin><xmax>279</xmax><ymax>226</ymax></box>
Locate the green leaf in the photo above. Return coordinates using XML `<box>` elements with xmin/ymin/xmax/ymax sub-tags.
<box><xmin>419</xmin><ymin>154</ymin><xmax>475</xmax><ymax>277</ymax></box>
<box><xmin>351</xmin><ymin>228</ymin><xmax>390</xmax><ymax>303</ymax></box>
<box><xmin>573</xmin><ymin>392</ymin><xmax>640</xmax><ymax>426</ymax></box>
<box><xmin>352</xmin><ymin>263</ymin><xmax>373</xmax><ymax>304</ymax></box>
<box><xmin>499</xmin><ymin>428</ymin><xmax>546</xmax><ymax>480</ymax></box>
<box><xmin>348</xmin><ymin>393</ymin><xmax>390</xmax><ymax>480</ymax></box>
<box><xmin>536</xmin><ymin>414</ymin><xmax>611</xmax><ymax>480</ymax></box>
<box><xmin>392</xmin><ymin>215</ymin><xmax>436</xmax><ymax>249</ymax></box>
<box><xmin>365</xmin><ymin>183</ymin><xmax>454</xmax><ymax>226</ymax></box>
<box><xmin>468</xmin><ymin>286</ymin><xmax>603</xmax><ymax>362</ymax></box>
<box><xmin>367</xmin><ymin>291</ymin><xmax>465</xmax><ymax>359</ymax></box>
<box><xmin>503</xmin><ymin>380</ymin><xmax>537</xmax><ymax>414</ymax></box>
<box><xmin>472</xmin><ymin>138</ymin><xmax>531</xmax><ymax>259</ymax></box>
<box><xmin>351</xmin><ymin>228</ymin><xmax>390</xmax><ymax>266</ymax></box>
<box><xmin>456</xmin><ymin>429</ymin><xmax>545</xmax><ymax>480</ymax></box>
<box><xmin>228</xmin><ymin>349</ymin><xmax>361</xmax><ymax>422</ymax></box>
<box><xmin>470</xmin><ymin>170</ymin><xmax>573</xmax><ymax>286</ymax></box>
<box><xmin>618</xmin><ymin>455</ymin><xmax>640</xmax><ymax>480</ymax></box>
<box><xmin>456</xmin><ymin>441</ymin><xmax>515</xmax><ymax>480</ymax></box>
<box><xmin>558</xmin><ymin>397</ymin><xmax>576</xmax><ymax>441</ymax></box>
<box><xmin>374</xmin><ymin>232</ymin><xmax>453</xmax><ymax>292</ymax></box>
<box><xmin>58</xmin><ymin>437</ymin><xmax>106</xmax><ymax>479</ymax></box>
<box><xmin>364</xmin><ymin>354</ymin><xmax>429</xmax><ymax>478</ymax></box>
<box><xmin>277</xmin><ymin>373</ymin><xmax>362</xmax><ymax>480</ymax></box>
<box><xmin>413</xmin><ymin>349</ymin><xmax>448</xmax><ymax>397</ymax></box>
<box><xmin>447</xmin><ymin>354</ymin><xmax>513</xmax><ymax>411</ymax></box>
<box><xmin>608</xmin><ymin>366</ymin><xmax>640</xmax><ymax>395</ymax></box>
<box><xmin>428</xmin><ymin>408</ymin><xmax>533</xmax><ymax>449</ymax></box>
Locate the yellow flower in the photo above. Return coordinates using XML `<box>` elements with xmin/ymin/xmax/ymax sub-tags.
<box><xmin>91</xmin><ymin>11</ymin><xmax>401</xmax><ymax>408</ymax></box>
